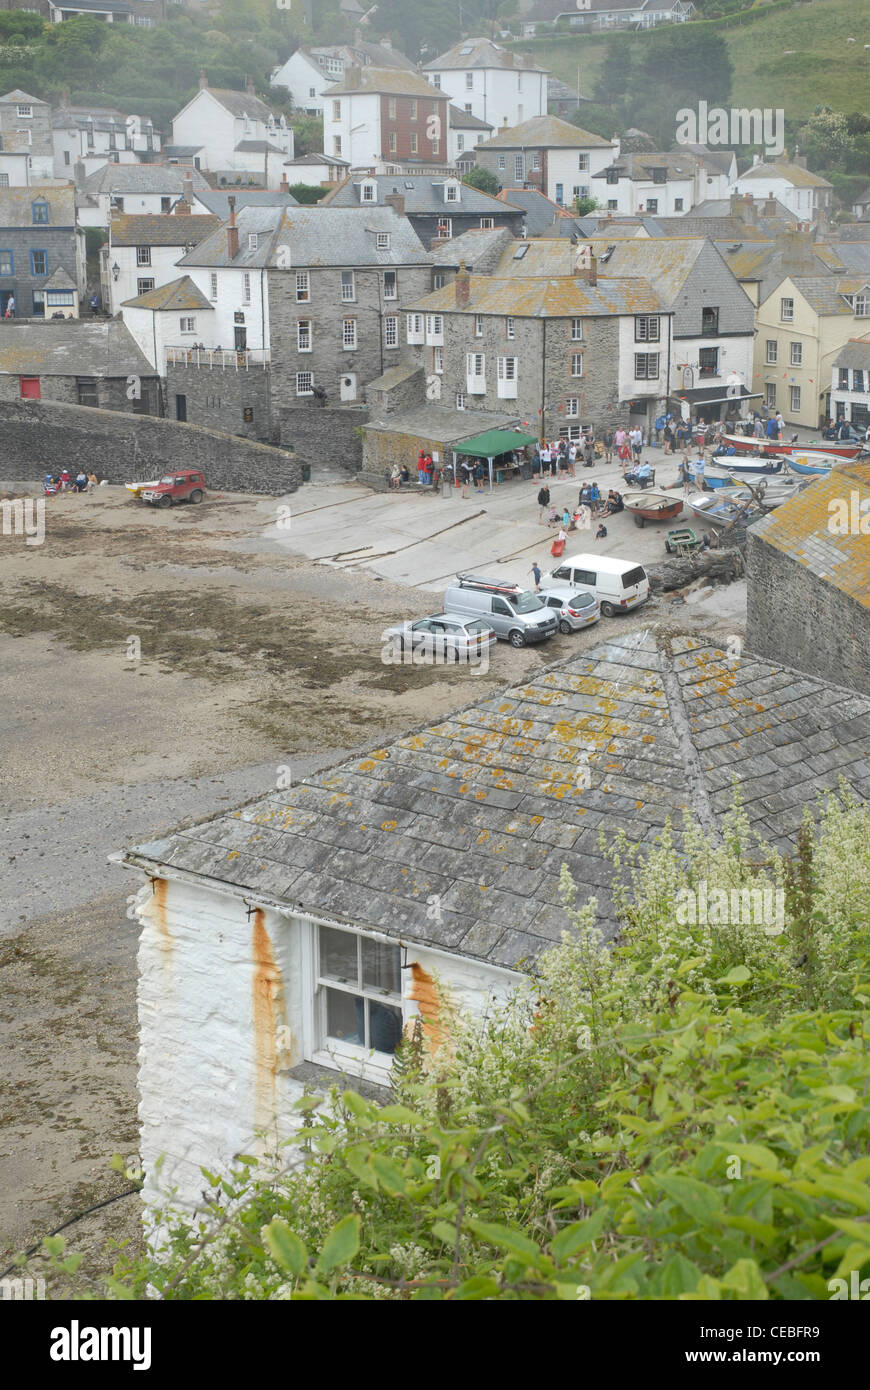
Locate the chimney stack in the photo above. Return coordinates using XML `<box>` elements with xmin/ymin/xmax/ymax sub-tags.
<box><xmin>227</xmin><ymin>195</ymin><xmax>239</xmax><ymax>259</ymax></box>
<box><xmin>199</xmin><ymin>68</ymin><xmax>208</xmax><ymax>90</ymax></box>
<box><xmin>385</xmin><ymin>192</ymin><xmax>405</xmax><ymax>215</ymax></box>
<box><xmin>176</xmin><ymin>171</ymin><xmax>194</xmax><ymax>213</ymax></box>
<box><xmin>576</xmin><ymin>251</ymin><xmax>597</xmax><ymax>286</ymax></box>
<box><xmin>280</xmin><ymin>171</ymin><xmax>290</xmax><ymax>193</ymax></box>
<box><xmin>246</xmin><ymin>74</ymin><xmax>256</xmax><ymax>97</ymax></box>
<box><xmin>455</xmin><ymin>260</ymin><xmax>471</xmax><ymax>308</ymax></box>
<box><xmin>762</xmin><ymin>195</ymin><xmax>777</xmax><ymax>218</ymax></box>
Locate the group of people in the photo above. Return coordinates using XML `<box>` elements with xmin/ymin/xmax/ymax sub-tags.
<box><xmin>537</xmin><ymin>480</ymin><xmax>622</xmax><ymax>541</ymax></box>
<box><xmin>44</xmin><ymin>469</ymin><xmax>96</xmax><ymax>495</ymax></box>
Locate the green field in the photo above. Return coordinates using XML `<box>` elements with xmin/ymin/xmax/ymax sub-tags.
<box><xmin>518</xmin><ymin>0</ymin><xmax>870</xmax><ymax>126</ymax></box>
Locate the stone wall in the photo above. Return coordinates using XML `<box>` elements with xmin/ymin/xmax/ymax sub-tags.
<box><xmin>0</xmin><ymin>397</ymin><xmax>301</xmax><ymax>494</ymax></box>
<box><xmin>275</xmin><ymin>403</ymin><xmax>368</xmax><ymax>473</ymax></box>
<box><xmin>0</xmin><ymin>372</ymin><xmax>161</xmax><ymax>414</ymax></box>
<box><xmin>746</xmin><ymin>532</ymin><xmax>870</xmax><ymax>697</ymax></box>
<box><xmin>165</xmin><ymin>363</ymin><xmax>273</xmax><ymax>444</ymax></box>
<box><xmin>366</xmin><ymin>366</ymin><xmax>426</xmax><ymax>416</ymax></box>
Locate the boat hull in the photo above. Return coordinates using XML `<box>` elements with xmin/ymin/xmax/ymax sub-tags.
<box><xmin>622</xmin><ymin>489</ymin><xmax>684</xmax><ymax>522</ymax></box>
<box><xmin>720</xmin><ymin>433</ymin><xmax>864</xmax><ymax>460</ymax></box>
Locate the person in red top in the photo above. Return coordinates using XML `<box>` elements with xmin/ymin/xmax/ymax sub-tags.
<box><xmin>417</xmin><ymin>450</ymin><xmax>430</xmax><ymax>486</ymax></box>
<box><xmin>59</xmin><ymin>468</ymin><xmax>71</xmax><ymax>492</ymax></box>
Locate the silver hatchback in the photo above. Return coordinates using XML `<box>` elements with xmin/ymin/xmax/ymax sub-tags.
<box><xmin>539</xmin><ymin>586</ymin><xmax>601</xmax><ymax>633</ymax></box>
<box><xmin>382</xmin><ymin>613</ymin><xmax>497</xmax><ymax>662</ymax></box>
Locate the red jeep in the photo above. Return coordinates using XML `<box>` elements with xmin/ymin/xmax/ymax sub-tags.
<box><xmin>140</xmin><ymin>470</ymin><xmax>206</xmax><ymax>508</ymax></box>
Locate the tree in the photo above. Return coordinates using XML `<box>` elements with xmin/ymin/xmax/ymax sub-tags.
<box><xmin>574</xmin><ymin>195</ymin><xmax>599</xmax><ymax>216</ymax></box>
<box><xmin>463</xmin><ymin>165</ymin><xmax>499</xmax><ymax>196</ymax></box>
<box><xmin>288</xmin><ymin>183</ymin><xmax>325</xmax><ymax>204</ymax></box>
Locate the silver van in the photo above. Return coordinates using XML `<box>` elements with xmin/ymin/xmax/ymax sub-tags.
<box><xmin>443</xmin><ymin>574</ymin><xmax>558</xmax><ymax>647</ymax></box>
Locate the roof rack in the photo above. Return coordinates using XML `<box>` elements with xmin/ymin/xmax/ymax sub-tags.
<box><xmin>456</xmin><ymin>573</ymin><xmax>522</xmax><ymax>594</ymax></box>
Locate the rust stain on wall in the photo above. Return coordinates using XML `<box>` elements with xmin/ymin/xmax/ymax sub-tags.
<box><xmin>251</xmin><ymin>909</ymin><xmax>286</xmax><ymax>1137</ymax></box>
<box><xmin>408</xmin><ymin>962</ymin><xmax>446</xmax><ymax>1056</ymax></box>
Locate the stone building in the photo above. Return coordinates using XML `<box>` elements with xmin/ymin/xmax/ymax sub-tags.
<box><xmin>123</xmin><ymin>631</ymin><xmax>870</xmax><ymax>1218</ymax></box>
<box><xmin>321</xmin><ymin>174</ymin><xmax>524</xmax><ymax>247</ymax></box>
<box><xmin>404</xmin><ymin>255</ymin><xmax>670</xmax><ymax>438</ymax></box>
<box><xmin>0</xmin><ymin>185</ymin><xmax>85</xmax><ymax>318</ymax></box>
<box><xmin>0</xmin><ymin>318</ymin><xmax>160</xmax><ymax>411</ymax></box>
<box><xmin>472</xmin><ymin>115</ymin><xmax>615</xmax><ymax>208</ymax></box>
<box><xmin>746</xmin><ymin>463</ymin><xmax>870</xmax><ymax>698</ymax></box>
<box><xmin>0</xmin><ymin>88</ymin><xmax>54</xmax><ymax>184</ymax></box>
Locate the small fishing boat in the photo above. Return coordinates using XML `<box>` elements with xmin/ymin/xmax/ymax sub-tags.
<box><xmin>622</xmin><ymin>489</ymin><xmax>684</xmax><ymax>527</ymax></box>
<box><xmin>717</xmin><ymin>483</ymin><xmax>804</xmax><ymax>512</ymax></box>
<box><xmin>685</xmin><ymin>492</ymin><xmax>765</xmax><ymax>529</ymax></box>
<box><xmin>712</xmin><ymin>454</ymin><xmax>785</xmax><ymax>477</ymax></box>
<box><xmin>784</xmin><ymin>452</ymin><xmax>843</xmax><ymax>476</ymax></box>
<box><xmin>699</xmin><ymin>468</ymin><xmax>735</xmax><ymax>489</ymax></box>
<box><xmin>719</xmin><ymin>433</ymin><xmax>865</xmax><ymax>460</ymax></box>
<box><xmin>125</xmin><ymin>479</ymin><xmax>159</xmax><ymax>498</ymax></box>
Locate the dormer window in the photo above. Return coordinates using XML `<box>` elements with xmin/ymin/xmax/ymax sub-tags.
<box><xmin>376</xmin><ymin>232</ymin><xmax>390</xmax><ymax>250</ymax></box>
<box><xmin>31</xmin><ymin>200</ymin><xmax>49</xmax><ymax>225</ymax></box>
<box><xmin>652</xmin><ymin>167</ymin><xmax>667</xmax><ymax>184</ymax></box>
<box><xmin>17</xmin><ymin>104</ymin><xmax>31</xmax><ymax>118</ymax></box>
<box><xmin>445</xmin><ymin>181</ymin><xmax>459</xmax><ymax>203</ymax></box>
<box><xmin>361</xmin><ymin>180</ymin><xmax>376</xmax><ymax>203</ymax></box>
<box><xmin>248</xmin><ymin>233</ymin><xmax>258</xmax><ymax>251</ymax></box>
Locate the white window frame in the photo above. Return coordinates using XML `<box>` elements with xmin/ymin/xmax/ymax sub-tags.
<box><xmin>634</xmin><ymin>352</ymin><xmax>659</xmax><ymax>380</ymax></box>
<box><xmin>361</xmin><ymin>181</ymin><xmax>376</xmax><ymax>203</ymax></box>
<box><xmin>296</xmin><ymin>271</ymin><xmax>310</xmax><ymax>303</ymax></box>
<box><xmin>137</xmin><ymin>277</ymin><xmax>155</xmax><ymax>296</ymax></box>
<box><xmin>506</xmin><ymin>316</ymin><xmax>515</xmax><ymax>340</ymax></box>
<box><xmin>248</xmin><ymin>233</ymin><xmax>258</xmax><ymax>251</ymax></box>
<box><xmin>790</xmin><ymin>341</ymin><xmax>802</xmax><ymax>367</ymax></box>
<box><xmin>635</xmin><ymin>315</ymin><xmax>660</xmax><ymax>343</ymax></box>
<box><xmin>376</xmin><ymin>232</ymin><xmax>391</xmax><ymax>250</ymax></box>
<box><xmin>474</xmin><ymin>314</ymin><xmax>484</xmax><ymax>338</ymax></box>
<box><xmin>479</xmin><ymin>216</ymin><xmax>494</xmax><ymax>229</ymax></box>
<box><xmin>445</xmin><ymin>181</ymin><xmax>459</xmax><ymax>203</ymax></box>
<box><xmin>179</xmin><ymin>316</ymin><xmax>196</xmax><ymax>334</ymax></box>
<box><xmin>780</xmin><ymin>297</ymin><xmax>794</xmax><ymax>323</ymax></box>
<box><xmin>342</xmin><ymin>317</ymin><xmax>357</xmax><ymax>351</ymax></box>
<box><xmin>383</xmin><ymin>270</ymin><xmax>397</xmax><ymax>300</ymax></box>
<box><xmin>406</xmin><ymin>312</ymin><xmax>424</xmax><ymax>344</ymax></box>
<box><xmin>578</xmin><ymin>153</ymin><xmax>589</xmax><ymax>172</ymax></box>
<box><xmin>16</xmin><ymin>104</ymin><xmax>31</xmax><ymax>118</ymax></box>
<box><xmin>296</xmin><ymin>371</ymin><xmax>314</xmax><ymax>396</ymax></box>
<box><xmin>766</xmin><ymin>339</ymin><xmax>777</xmax><ymax>365</ymax></box>
<box><xmin>456</xmin><ymin>391</ymin><xmax>467</xmax><ymax>410</ymax></box>
<box><xmin>566</xmin><ymin>397</ymin><xmax>579</xmax><ymax>417</ymax></box>
<box><xmin>497</xmin><ymin>354</ymin><xmax>517</xmax><ymax>398</ymax></box>
<box><xmin>571</xmin><ymin>352</ymin><xmax>584</xmax><ymax>378</ymax></box>
<box><xmin>136</xmin><ymin>245</ymin><xmax>151</xmax><ymax>266</ymax></box>
<box><xmin>497</xmin><ymin>155</ymin><xmax>506</xmax><ymax>171</ymax></box>
<box><xmin>467</xmin><ymin>351</ymin><xmax>486</xmax><ymax>394</ymax></box>
<box><xmin>571</xmin><ymin>317</ymin><xmax>583</xmax><ymax>341</ymax></box>
<box><xmin>384</xmin><ymin>315</ymin><xmax>398</xmax><ymax>349</ymax></box>
<box><xmin>790</xmin><ymin>384</ymin><xmax>801</xmax><ymax>413</ymax></box>
<box><xmin>341</xmin><ymin>270</ymin><xmax>356</xmax><ymax>302</ymax></box>
<box><xmin>209</xmin><ymin>272</ymin><xmax>218</xmax><ymax>300</ymax></box>
<box><xmin>297</xmin><ymin>319</ymin><xmax>312</xmax><ymax>352</ymax></box>
<box><xmin>854</xmin><ymin>294</ymin><xmax>869</xmax><ymax>317</ymax></box>
<box><xmin>766</xmin><ymin>383</ymin><xmax>777</xmax><ymax>408</ymax></box>
<box><xmin>426</xmin><ymin>313</ymin><xmax>444</xmax><ymax>346</ymax></box>
<box><xmin>465</xmin><ymin>72</ymin><xmax>474</xmax><ymax>90</ymax></box>
<box><xmin>434</xmin><ymin>345</ymin><xmax>443</xmax><ymax>374</ymax></box>
<box><xmin>243</xmin><ymin>272</ymin><xmax>251</xmax><ymax>304</ymax></box>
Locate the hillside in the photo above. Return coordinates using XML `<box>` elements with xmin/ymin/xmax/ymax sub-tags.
<box><xmin>520</xmin><ymin>0</ymin><xmax>870</xmax><ymax>128</ymax></box>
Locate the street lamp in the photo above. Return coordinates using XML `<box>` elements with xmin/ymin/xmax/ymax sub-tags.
<box><xmin>111</xmin><ymin>262</ymin><xmax>120</xmax><ymax>282</ymax></box>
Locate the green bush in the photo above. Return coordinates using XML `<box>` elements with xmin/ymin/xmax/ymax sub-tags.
<box><xmin>35</xmin><ymin>790</ymin><xmax>870</xmax><ymax>1300</ymax></box>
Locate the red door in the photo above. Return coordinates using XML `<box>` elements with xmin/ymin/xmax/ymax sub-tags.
<box><xmin>20</xmin><ymin>376</ymin><xmax>40</xmax><ymax>399</ymax></box>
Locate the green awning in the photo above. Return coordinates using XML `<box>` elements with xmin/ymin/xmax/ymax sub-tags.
<box><xmin>455</xmin><ymin>428</ymin><xmax>537</xmax><ymax>458</ymax></box>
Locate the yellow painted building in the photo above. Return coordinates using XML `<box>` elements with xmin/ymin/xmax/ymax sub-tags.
<box><xmin>753</xmin><ymin>274</ymin><xmax>870</xmax><ymax>429</ymax></box>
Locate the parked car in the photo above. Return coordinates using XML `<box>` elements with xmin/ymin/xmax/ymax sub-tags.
<box><xmin>539</xmin><ymin>586</ymin><xmax>600</xmax><ymax>633</ymax></box>
<box><xmin>382</xmin><ymin>613</ymin><xmax>496</xmax><ymax>661</ymax></box>
<box><xmin>443</xmin><ymin>574</ymin><xmax>558</xmax><ymax>647</ymax></box>
<box><xmin>542</xmin><ymin>554</ymin><xmax>649</xmax><ymax>618</ymax></box>
<box><xmin>137</xmin><ymin>470</ymin><xmax>206</xmax><ymax>508</ymax></box>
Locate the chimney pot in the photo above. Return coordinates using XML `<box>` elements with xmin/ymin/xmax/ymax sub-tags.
<box><xmin>246</xmin><ymin>74</ymin><xmax>256</xmax><ymax>97</ymax></box>
<box><xmin>227</xmin><ymin>195</ymin><xmax>239</xmax><ymax>258</ymax></box>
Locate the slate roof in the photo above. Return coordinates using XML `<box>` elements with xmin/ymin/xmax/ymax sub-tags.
<box><xmin>235</xmin><ymin>139</ymin><xmax>286</xmax><ymax>154</ymax></box>
<box><xmin>364</xmin><ymin>404</ymin><xmax>516</xmax><ymax>442</ymax></box>
<box><xmin>323</xmin><ymin>174</ymin><xmax>521</xmax><ymax>217</ymax></box>
<box><xmin>323</xmin><ymin>66</ymin><xmax>445</xmax><ymax>99</ymax></box>
<box><xmin>833</xmin><ymin>338</ymin><xmax>870</xmax><ymax>370</ymax></box>
<box><xmin>478</xmin><ymin>115</ymin><xmax>610</xmax><ymax>150</ymax></box>
<box><xmin>750</xmin><ymin>464</ymin><xmax>870</xmax><ymax>610</ymax></box>
<box><xmin>495</xmin><ymin>187</ymin><xmax>572</xmax><ymax>237</ymax></box>
<box><xmin>840</xmin><ymin>223</ymin><xmax>870</xmax><ymax>242</ymax></box>
<box><xmin>0</xmin><ymin>89</ymin><xmax>46</xmax><ymax>105</ymax></box>
<box><xmin>409</xmin><ymin>273</ymin><xmax>663</xmax><ymax>318</ymax></box>
<box><xmin>827</xmin><ymin>242</ymin><xmax>870</xmax><ymax>275</ymax></box>
<box><xmin>194</xmin><ymin>190</ymin><xmax>299</xmax><ymax>217</ymax></box>
<box><xmin>429</xmin><ymin>226</ymin><xmax>515</xmax><ymax>272</ymax></box>
<box><xmin>0</xmin><ymin>319</ymin><xmax>154</xmax><ymax>378</ymax></box>
<box><xmin>84</xmin><ymin>164</ymin><xmax>211</xmax><ymax>195</ymax></box>
<box><xmin>426</xmin><ymin>38</ymin><xmax>548</xmax><ymax>73</ymax></box>
<box><xmin>575</xmin><ymin>236</ymin><xmax>714</xmax><ymax>303</ymax></box>
<box><xmin>0</xmin><ymin>185</ymin><xmax>76</xmax><ymax>226</ymax></box>
<box><xmin>180</xmin><ymin>203</ymin><xmax>429</xmax><ymax>269</ymax></box>
<box><xmin>122</xmin><ymin>275</ymin><xmax>213</xmax><ymax>312</ymax></box>
<box><xmin>124</xmin><ymin>632</ymin><xmax>870</xmax><ymax>968</ymax></box>
<box><xmin>110</xmin><ymin>213</ymin><xmax>219</xmax><ymax>247</ymax></box>
<box><xmin>448</xmin><ymin>104</ymin><xmax>493</xmax><ymax>132</ymax></box>
<box><xmin>200</xmin><ymin>87</ymin><xmax>275</xmax><ymax>125</ymax></box>
<box><xmin>592</xmin><ymin>151</ymin><xmax>701</xmax><ymax>182</ymax></box>
<box><xmin>738</xmin><ymin>160</ymin><xmax>832</xmax><ymax>190</ymax></box>
<box><xmin>790</xmin><ymin>275</ymin><xmax>869</xmax><ymax>315</ymax></box>
<box><xmin>42</xmin><ymin>266</ymin><xmax>76</xmax><ymax>290</ymax></box>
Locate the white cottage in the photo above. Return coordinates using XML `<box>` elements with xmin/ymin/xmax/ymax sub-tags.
<box><xmin>123</xmin><ymin>632</ymin><xmax>870</xmax><ymax>1219</ymax></box>
<box><xmin>170</xmin><ymin>76</ymin><xmax>294</xmax><ymax>191</ymax></box>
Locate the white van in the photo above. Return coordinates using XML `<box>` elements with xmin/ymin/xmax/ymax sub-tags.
<box><xmin>542</xmin><ymin>554</ymin><xmax>649</xmax><ymax>618</ymax></box>
<box><xmin>444</xmin><ymin>574</ymin><xmax>558</xmax><ymax>647</ymax></box>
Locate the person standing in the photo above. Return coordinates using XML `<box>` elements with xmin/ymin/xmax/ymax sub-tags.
<box><xmin>530</xmin><ymin>561</ymin><xmax>542</xmax><ymax>592</ymax></box>
<box><xmin>602</xmin><ymin>427</ymin><xmax>614</xmax><ymax>464</ymax></box>
<box><xmin>4</xmin><ymin>294</ymin><xmax>15</xmax><ymax>319</ymax></box>
<box><xmin>474</xmin><ymin>460</ymin><xmax>485</xmax><ymax>493</ymax></box>
<box><xmin>537</xmin><ymin>482</ymin><xmax>550</xmax><ymax>522</ymax></box>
